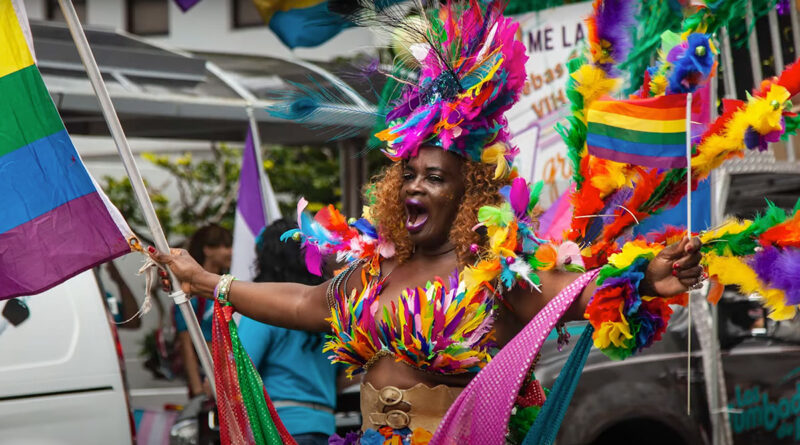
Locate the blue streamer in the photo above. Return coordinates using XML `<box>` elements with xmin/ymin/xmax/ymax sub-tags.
<box><xmin>523</xmin><ymin>324</ymin><xmax>594</xmax><ymax>445</ymax></box>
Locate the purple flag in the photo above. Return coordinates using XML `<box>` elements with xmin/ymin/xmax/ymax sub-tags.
<box><xmin>173</xmin><ymin>0</ymin><xmax>202</xmax><ymax>12</ymax></box>
<box><xmin>230</xmin><ymin>128</ymin><xmax>281</xmax><ymax>281</ymax></box>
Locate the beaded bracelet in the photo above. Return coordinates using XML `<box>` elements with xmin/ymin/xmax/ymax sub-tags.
<box><xmin>214</xmin><ymin>273</ymin><xmax>236</xmax><ymax>305</ymax></box>
<box><xmin>584</xmin><ymin>241</ymin><xmax>684</xmax><ymax>360</ymax></box>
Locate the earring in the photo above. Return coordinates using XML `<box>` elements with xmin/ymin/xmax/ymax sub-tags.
<box><xmin>556</xmin><ymin>321</ymin><xmax>570</xmax><ymax>352</ymax></box>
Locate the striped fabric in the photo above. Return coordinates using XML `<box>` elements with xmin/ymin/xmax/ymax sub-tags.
<box><xmin>586</xmin><ymin>94</ymin><xmax>689</xmax><ymax>168</ymax></box>
<box><xmin>0</xmin><ymin>0</ymin><xmax>134</xmax><ymax>299</ymax></box>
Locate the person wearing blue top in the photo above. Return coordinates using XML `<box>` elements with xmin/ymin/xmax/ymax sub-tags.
<box><xmin>174</xmin><ymin>223</ymin><xmax>232</xmax><ymax>398</ymax></box>
<box><xmin>239</xmin><ymin>219</ymin><xmax>338</xmax><ymax>445</ymax></box>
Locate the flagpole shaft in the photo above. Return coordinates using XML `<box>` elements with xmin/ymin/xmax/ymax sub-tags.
<box><xmin>57</xmin><ymin>0</ymin><xmax>216</xmax><ymax>399</ymax></box>
<box><xmin>686</xmin><ymin>93</ymin><xmax>693</xmax><ymax>236</ymax></box>
<box><xmin>686</xmin><ymin>92</ymin><xmax>693</xmax><ymax>416</ymax></box>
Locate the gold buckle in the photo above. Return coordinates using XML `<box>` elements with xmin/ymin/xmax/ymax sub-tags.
<box><xmin>378</xmin><ymin>386</ymin><xmax>403</xmax><ymax>406</ymax></box>
<box><xmin>384</xmin><ymin>410</ymin><xmax>411</xmax><ymax>429</ymax></box>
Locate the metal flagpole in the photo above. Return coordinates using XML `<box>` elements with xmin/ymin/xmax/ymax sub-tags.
<box><xmin>57</xmin><ymin>0</ymin><xmax>216</xmax><ymax>398</ymax></box>
<box><xmin>686</xmin><ymin>92</ymin><xmax>693</xmax><ymax>416</ymax></box>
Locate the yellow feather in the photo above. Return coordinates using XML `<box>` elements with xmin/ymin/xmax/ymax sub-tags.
<box><xmin>704</xmin><ymin>253</ymin><xmax>796</xmax><ymax>320</ymax></box>
<box><xmin>481</xmin><ymin>142</ymin><xmax>510</xmax><ymax>179</ymax></box>
<box><xmin>650</xmin><ymin>74</ymin><xmax>668</xmax><ymax>96</ymax></box>
<box><xmin>572</xmin><ymin>65</ymin><xmax>621</xmax><ymax>108</ymax></box>
<box><xmin>463</xmin><ymin>261</ymin><xmax>501</xmax><ymax>291</ymax></box>
<box><xmin>746</xmin><ymin>85</ymin><xmax>789</xmax><ymax>134</ymax></box>
<box><xmin>593</xmin><ymin>319</ymin><xmax>632</xmax><ymax>349</ymax></box>
<box><xmin>607</xmin><ymin>241</ymin><xmax>662</xmax><ymax>269</ymax></box>
<box><xmin>699</xmin><ymin>219</ymin><xmax>752</xmax><ymax>252</ymax></box>
<box><xmin>588</xmin><ymin>157</ymin><xmax>634</xmax><ymax>195</ymax></box>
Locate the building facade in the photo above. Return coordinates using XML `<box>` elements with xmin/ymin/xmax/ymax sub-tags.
<box><xmin>22</xmin><ymin>0</ymin><xmax>376</xmax><ymax>61</ymax></box>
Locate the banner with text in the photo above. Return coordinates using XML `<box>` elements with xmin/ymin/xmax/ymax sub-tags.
<box><xmin>509</xmin><ymin>2</ymin><xmax>592</xmax><ymax>208</ymax></box>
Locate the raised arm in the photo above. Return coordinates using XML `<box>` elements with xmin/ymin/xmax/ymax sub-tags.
<box><xmin>150</xmin><ymin>247</ymin><xmax>332</xmax><ymax>332</ymax></box>
<box><xmin>496</xmin><ymin>237</ymin><xmax>703</xmax><ymax>345</ymax></box>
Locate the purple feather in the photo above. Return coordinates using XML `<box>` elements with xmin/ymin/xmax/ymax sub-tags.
<box><xmin>752</xmin><ymin>247</ymin><xmax>800</xmax><ymax>305</ymax></box>
<box><xmin>772</xmin><ymin>249</ymin><xmax>800</xmax><ymax>305</ymax></box>
<box><xmin>443</xmin><ymin>307</ymin><xmax>465</xmax><ymax>338</ymax></box>
<box><xmin>509</xmin><ymin>177</ymin><xmax>530</xmax><ymax>217</ymax></box>
<box><xmin>666</xmin><ymin>44</ymin><xmax>686</xmax><ymax>64</ymax></box>
<box><xmin>595</xmin><ymin>0</ymin><xmax>637</xmax><ymax>74</ymax></box>
<box><xmin>601</xmin><ymin>187</ymin><xmax>634</xmax><ymax>226</ymax></box>
<box><xmin>743</xmin><ymin>127</ymin><xmax>769</xmax><ymax>151</ymax></box>
<box><xmin>752</xmin><ymin>246</ymin><xmax>781</xmax><ymax>283</ymax></box>
<box><xmin>386</xmin><ymin>93</ymin><xmax>420</xmax><ymax>122</ymax></box>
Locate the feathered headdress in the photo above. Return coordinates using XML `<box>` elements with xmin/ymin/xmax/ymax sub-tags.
<box><xmin>369</xmin><ymin>0</ymin><xmax>527</xmax><ymax>171</ymax></box>
<box><xmin>270</xmin><ymin>0</ymin><xmax>526</xmax><ymax>179</ymax></box>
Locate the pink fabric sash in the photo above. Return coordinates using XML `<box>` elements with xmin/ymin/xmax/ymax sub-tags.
<box><xmin>429</xmin><ymin>270</ymin><xmax>600</xmax><ymax>445</ymax></box>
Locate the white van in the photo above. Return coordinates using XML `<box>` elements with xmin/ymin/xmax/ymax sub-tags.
<box><xmin>0</xmin><ymin>270</ymin><xmax>135</xmax><ymax>444</ymax></box>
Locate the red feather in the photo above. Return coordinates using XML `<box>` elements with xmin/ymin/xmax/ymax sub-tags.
<box><xmin>694</xmin><ymin>98</ymin><xmax>744</xmax><ymax>149</ymax></box>
<box><xmin>314</xmin><ymin>204</ymin><xmax>349</xmax><ymax>233</ymax></box>
<box><xmin>760</xmin><ymin>213</ymin><xmax>800</xmax><ymax>248</ymax></box>
<box><xmin>777</xmin><ymin>59</ymin><xmax>800</xmax><ymax>97</ymax></box>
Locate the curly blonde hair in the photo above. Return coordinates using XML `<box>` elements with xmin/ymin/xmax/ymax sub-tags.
<box><xmin>366</xmin><ymin>159</ymin><xmax>510</xmax><ymax>266</ymax></box>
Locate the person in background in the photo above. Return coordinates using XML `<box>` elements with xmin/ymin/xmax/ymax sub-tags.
<box><xmin>174</xmin><ymin>223</ymin><xmax>232</xmax><ymax>398</ymax></box>
<box><xmin>238</xmin><ymin>219</ymin><xmax>339</xmax><ymax>445</ymax></box>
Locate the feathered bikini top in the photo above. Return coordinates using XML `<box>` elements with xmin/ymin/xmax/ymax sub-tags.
<box><xmin>282</xmin><ymin>199</ymin><xmax>497</xmax><ymax>377</ymax></box>
<box><xmin>325</xmin><ymin>260</ymin><xmax>496</xmax><ymax>377</ymax></box>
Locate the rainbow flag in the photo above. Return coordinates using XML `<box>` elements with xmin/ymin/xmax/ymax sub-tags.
<box><xmin>586</xmin><ymin>94</ymin><xmax>689</xmax><ymax>168</ymax></box>
<box><xmin>0</xmin><ymin>0</ymin><xmax>134</xmax><ymax>299</ymax></box>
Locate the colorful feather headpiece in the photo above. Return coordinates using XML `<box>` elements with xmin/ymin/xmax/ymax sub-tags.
<box><xmin>368</xmin><ymin>0</ymin><xmax>528</xmax><ymax>174</ymax></box>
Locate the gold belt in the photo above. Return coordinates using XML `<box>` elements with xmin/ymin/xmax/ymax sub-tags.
<box><xmin>360</xmin><ymin>382</ymin><xmax>463</xmax><ymax>432</ymax></box>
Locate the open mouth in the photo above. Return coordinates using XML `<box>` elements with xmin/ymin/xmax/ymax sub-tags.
<box><xmin>405</xmin><ymin>199</ymin><xmax>429</xmax><ymax>233</ymax></box>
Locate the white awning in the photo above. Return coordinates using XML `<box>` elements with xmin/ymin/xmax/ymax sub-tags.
<box><xmin>31</xmin><ymin>20</ymin><xmax>378</xmax><ymax>144</ymax></box>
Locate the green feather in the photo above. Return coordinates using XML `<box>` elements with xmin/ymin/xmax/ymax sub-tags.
<box><xmin>478</xmin><ymin>203</ymin><xmax>514</xmax><ymax>227</ymax></box>
<box><xmin>528</xmin><ymin>180</ymin><xmax>544</xmax><ymax>212</ymax></box>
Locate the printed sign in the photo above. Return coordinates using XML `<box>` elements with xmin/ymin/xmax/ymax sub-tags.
<box><xmin>509</xmin><ymin>2</ymin><xmax>592</xmax><ymax>207</ymax></box>
<box><xmin>729</xmin><ymin>378</ymin><xmax>800</xmax><ymax>442</ymax></box>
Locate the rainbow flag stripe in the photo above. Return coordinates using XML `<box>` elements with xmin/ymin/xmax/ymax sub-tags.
<box><xmin>0</xmin><ymin>0</ymin><xmax>133</xmax><ymax>299</ymax></box>
<box><xmin>586</xmin><ymin>94</ymin><xmax>689</xmax><ymax>168</ymax></box>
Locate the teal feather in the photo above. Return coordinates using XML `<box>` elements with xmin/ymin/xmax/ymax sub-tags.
<box><xmin>266</xmin><ymin>78</ymin><xmax>385</xmax><ymax>140</ymax></box>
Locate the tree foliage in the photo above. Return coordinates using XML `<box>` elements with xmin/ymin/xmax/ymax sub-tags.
<box><xmin>101</xmin><ymin>143</ymin><xmax>347</xmax><ymax>245</ymax></box>
<box><xmin>262</xmin><ymin>144</ymin><xmax>341</xmax><ymax>214</ymax></box>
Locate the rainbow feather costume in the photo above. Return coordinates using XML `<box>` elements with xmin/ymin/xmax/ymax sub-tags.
<box><xmin>325</xmin><ymin>268</ymin><xmax>496</xmax><ymax>378</ymax></box>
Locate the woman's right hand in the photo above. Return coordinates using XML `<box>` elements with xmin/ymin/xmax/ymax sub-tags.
<box><xmin>148</xmin><ymin>247</ymin><xmax>212</xmax><ymax>296</ymax></box>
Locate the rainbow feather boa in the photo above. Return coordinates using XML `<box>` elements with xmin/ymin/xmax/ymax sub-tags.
<box><xmin>586</xmin><ymin>241</ymin><xmax>686</xmax><ymax>360</ymax></box>
<box><xmin>700</xmin><ymin>201</ymin><xmax>800</xmax><ymax>320</ymax></box>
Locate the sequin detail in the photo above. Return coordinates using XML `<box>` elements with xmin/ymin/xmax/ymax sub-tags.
<box><xmin>429</xmin><ymin>270</ymin><xmax>600</xmax><ymax>445</ymax></box>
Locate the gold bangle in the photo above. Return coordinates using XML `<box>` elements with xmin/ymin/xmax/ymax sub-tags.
<box><xmin>215</xmin><ymin>274</ymin><xmax>235</xmax><ymax>304</ymax></box>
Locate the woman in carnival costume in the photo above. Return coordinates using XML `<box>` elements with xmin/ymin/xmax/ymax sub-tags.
<box><xmin>149</xmin><ymin>0</ymin><xmax>800</xmax><ymax>443</ymax></box>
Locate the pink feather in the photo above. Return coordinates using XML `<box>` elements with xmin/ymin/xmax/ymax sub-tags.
<box><xmin>303</xmin><ymin>244</ymin><xmax>323</xmax><ymax>276</ymax></box>
<box><xmin>509</xmin><ymin>177</ymin><xmax>530</xmax><ymax>216</ymax></box>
